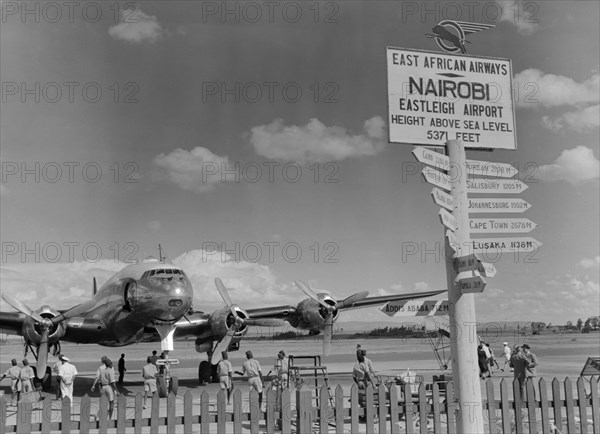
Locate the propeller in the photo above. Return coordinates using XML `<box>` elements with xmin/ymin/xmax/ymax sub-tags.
<box><xmin>2</xmin><ymin>293</ymin><xmax>91</xmax><ymax>378</ymax></box>
<box><xmin>293</xmin><ymin>280</ymin><xmax>369</xmax><ymax>356</ymax></box>
<box><xmin>212</xmin><ymin>278</ymin><xmax>284</xmax><ymax>362</ymax></box>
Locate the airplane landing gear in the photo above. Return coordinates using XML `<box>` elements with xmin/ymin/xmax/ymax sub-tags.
<box><xmin>198</xmin><ymin>361</ymin><xmax>218</xmax><ymax>385</ymax></box>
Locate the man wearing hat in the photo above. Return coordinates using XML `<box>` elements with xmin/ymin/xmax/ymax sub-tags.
<box><xmin>274</xmin><ymin>350</ymin><xmax>289</xmax><ymax>388</ymax></box>
<box><xmin>523</xmin><ymin>344</ymin><xmax>538</xmax><ymax>378</ymax></box>
<box><xmin>509</xmin><ymin>345</ymin><xmax>529</xmax><ymax>400</ymax></box>
<box><xmin>236</xmin><ymin>351</ymin><xmax>264</xmax><ymax>409</ymax></box>
<box><xmin>58</xmin><ymin>356</ymin><xmax>78</xmax><ymax>408</ymax></box>
<box><xmin>0</xmin><ymin>359</ymin><xmax>22</xmax><ymax>405</ymax></box>
<box><xmin>501</xmin><ymin>342</ymin><xmax>512</xmax><ymax>372</ymax></box>
<box><xmin>19</xmin><ymin>359</ymin><xmax>35</xmax><ymax>394</ymax></box>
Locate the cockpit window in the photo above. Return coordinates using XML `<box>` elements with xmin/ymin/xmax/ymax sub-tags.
<box><xmin>149</xmin><ymin>270</ymin><xmax>155</xmax><ymax>276</ymax></box>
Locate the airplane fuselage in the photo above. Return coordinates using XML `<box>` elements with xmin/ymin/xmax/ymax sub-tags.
<box><xmin>62</xmin><ymin>261</ymin><xmax>193</xmax><ymax>346</ymax></box>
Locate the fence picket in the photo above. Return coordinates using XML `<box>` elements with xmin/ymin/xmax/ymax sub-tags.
<box><xmin>590</xmin><ymin>377</ymin><xmax>599</xmax><ymax>434</ymax></box>
<box><xmin>16</xmin><ymin>401</ymin><xmax>32</xmax><ymax>434</ymax></box>
<box><xmin>418</xmin><ymin>382</ymin><xmax>427</xmax><ymax>434</ymax></box>
<box><xmin>445</xmin><ymin>380</ymin><xmax>456</xmax><ymax>434</ymax></box>
<box><xmin>232</xmin><ymin>388</ymin><xmax>242</xmax><ymax>433</ymax></box>
<box><xmin>538</xmin><ymin>378</ymin><xmax>551</xmax><ymax>434</ymax></box>
<box><xmin>249</xmin><ymin>389</ymin><xmax>260</xmax><ymax>434</ymax></box>
<box><xmin>350</xmin><ymin>384</ymin><xmax>359</xmax><ymax>432</ymax></box>
<box><xmin>403</xmin><ymin>383</ymin><xmax>414</xmax><ymax>434</ymax></box>
<box><xmin>499</xmin><ymin>379</ymin><xmax>510</xmax><ymax>434</ymax></box>
<box><xmin>281</xmin><ymin>387</ymin><xmax>292</xmax><ymax>434</ymax></box>
<box><xmin>565</xmin><ymin>378</ymin><xmax>576</xmax><ymax>432</ymax></box>
<box><xmin>334</xmin><ymin>385</ymin><xmax>344</xmax><ymax>433</ymax></box>
<box><xmin>200</xmin><ymin>390</ymin><xmax>209</xmax><ymax>433</ymax></box>
<box><xmin>116</xmin><ymin>394</ymin><xmax>127</xmax><ymax>432</ymax></box>
<box><xmin>42</xmin><ymin>393</ymin><xmax>55</xmax><ymax>433</ymax></box>
<box><xmin>166</xmin><ymin>392</ymin><xmax>176</xmax><ymax>433</ymax></box>
<box><xmin>378</xmin><ymin>383</ymin><xmax>387</xmax><ymax>434</ymax></box>
<box><xmin>365</xmin><ymin>384</ymin><xmax>374</xmax><ymax>433</ymax></box>
<box><xmin>577</xmin><ymin>377</ymin><xmax>588</xmax><ymax>434</ymax></box>
<box><xmin>485</xmin><ymin>378</ymin><xmax>496</xmax><ymax>434</ymax></box>
<box><xmin>150</xmin><ymin>392</ymin><xmax>159</xmax><ymax>434</ymax></box>
<box><xmin>552</xmin><ymin>377</ymin><xmax>562</xmax><ymax>432</ymax></box>
<box><xmin>526</xmin><ymin>379</ymin><xmax>537</xmax><ymax>433</ymax></box>
<box><xmin>319</xmin><ymin>385</ymin><xmax>329</xmax><ymax>434</ymax></box>
<box><xmin>0</xmin><ymin>398</ymin><xmax>5</xmax><ymax>434</ymax></box>
<box><xmin>389</xmin><ymin>384</ymin><xmax>399</xmax><ymax>434</ymax></box>
<box><xmin>512</xmin><ymin>378</ymin><xmax>524</xmax><ymax>434</ymax></box>
<box><xmin>133</xmin><ymin>393</ymin><xmax>143</xmax><ymax>434</ymax></box>
<box><xmin>61</xmin><ymin>397</ymin><xmax>72</xmax><ymax>434</ymax></box>
<box><xmin>217</xmin><ymin>389</ymin><xmax>227</xmax><ymax>434</ymax></box>
<box><xmin>431</xmin><ymin>382</ymin><xmax>441</xmax><ymax>434</ymax></box>
<box><xmin>183</xmin><ymin>391</ymin><xmax>193</xmax><ymax>433</ymax></box>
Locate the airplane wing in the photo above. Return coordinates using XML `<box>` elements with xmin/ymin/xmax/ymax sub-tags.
<box><xmin>245</xmin><ymin>305</ymin><xmax>297</xmax><ymax>320</ymax></box>
<box><xmin>246</xmin><ymin>289</ymin><xmax>446</xmax><ymax>318</ymax></box>
<box><xmin>333</xmin><ymin>289</ymin><xmax>447</xmax><ymax>311</ymax></box>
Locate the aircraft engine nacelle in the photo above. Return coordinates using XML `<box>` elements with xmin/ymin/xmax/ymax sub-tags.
<box><xmin>291</xmin><ymin>297</ymin><xmax>340</xmax><ymax>330</ymax></box>
<box><xmin>194</xmin><ymin>338</ymin><xmax>213</xmax><ymax>353</ymax></box>
<box><xmin>208</xmin><ymin>306</ymin><xmax>248</xmax><ymax>340</ymax></box>
<box><xmin>21</xmin><ymin>305</ymin><xmax>66</xmax><ymax>345</ymax></box>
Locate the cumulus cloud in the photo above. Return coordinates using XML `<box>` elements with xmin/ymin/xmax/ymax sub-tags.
<box><xmin>537</xmin><ymin>146</ymin><xmax>600</xmax><ymax>185</ymax></box>
<box><xmin>496</xmin><ymin>1</ymin><xmax>539</xmax><ymax>35</ymax></box>
<box><xmin>513</xmin><ymin>69</ymin><xmax>599</xmax><ymax>109</ymax></box>
<box><xmin>579</xmin><ymin>256</ymin><xmax>600</xmax><ymax>269</ymax></box>
<box><xmin>542</xmin><ymin>105</ymin><xmax>600</xmax><ymax>132</ymax></box>
<box><xmin>249</xmin><ymin>116</ymin><xmax>386</xmax><ymax>164</ymax></box>
<box><xmin>108</xmin><ymin>9</ymin><xmax>163</xmax><ymax>44</ymax></box>
<box><xmin>153</xmin><ymin>147</ymin><xmax>233</xmax><ymax>193</ymax></box>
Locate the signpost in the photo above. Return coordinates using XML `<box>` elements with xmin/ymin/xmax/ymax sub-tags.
<box><xmin>388</xmin><ymin>42</ymin><xmax>528</xmax><ymax>434</ymax></box>
<box><xmin>379</xmin><ymin>299</ymin><xmax>449</xmax><ymax>317</ymax></box>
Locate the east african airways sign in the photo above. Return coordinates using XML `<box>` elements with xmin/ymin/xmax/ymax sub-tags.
<box><xmin>387</xmin><ymin>47</ymin><xmax>516</xmax><ymax>149</ymax></box>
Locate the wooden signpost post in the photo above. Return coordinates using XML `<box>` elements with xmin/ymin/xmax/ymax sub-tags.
<box><xmin>387</xmin><ymin>45</ymin><xmax>540</xmax><ymax>433</ymax></box>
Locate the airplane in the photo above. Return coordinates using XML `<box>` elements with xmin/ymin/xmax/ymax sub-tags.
<box><xmin>0</xmin><ymin>259</ymin><xmax>446</xmax><ymax>387</ymax></box>
<box><xmin>425</xmin><ymin>24</ymin><xmax>470</xmax><ymax>54</ymax></box>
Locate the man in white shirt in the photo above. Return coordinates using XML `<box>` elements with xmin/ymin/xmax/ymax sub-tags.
<box><xmin>58</xmin><ymin>356</ymin><xmax>78</xmax><ymax>408</ymax></box>
<box><xmin>236</xmin><ymin>351</ymin><xmax>264</xmax><ymax>409</ymax></box>
<box><xmin>217</xmin><ymin>352</ymin><xmax>233</xmax><ymax>404</ymax></box>
<box><xmin>501</xmin><ymin>342</ymin><xmax>512</xmax><ymax>371</ymax></box>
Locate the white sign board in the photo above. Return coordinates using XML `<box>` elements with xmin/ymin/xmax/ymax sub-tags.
<box><xmin>379</xmin><ymin>299</ymin><xmax>449</xmax><ymax>317</ymax></box>
<box><xmin>387</xmin><ymin>47</ymin><xmax>516</xmax><ymax>149</ymax></box>
<box><xmin>413</xmin><ymin>147</ymin><xmax>518</xmax><ymax>178</ymax></box>
<box><xmin>469</xmin><ymin>218</ymin><xmax>536</xmax><ymax>233</ymax></box>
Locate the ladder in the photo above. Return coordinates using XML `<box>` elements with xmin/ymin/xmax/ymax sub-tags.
<box><xmin>288</xmin><ymin>355</ymin><xmax>334</xmax><ymax>407</ymax></box>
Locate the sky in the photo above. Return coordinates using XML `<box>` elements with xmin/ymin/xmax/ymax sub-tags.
<box><xmin>0</xmin><ymin>1</ymin><xmax>598</xmax><ymax>326</ymax></box>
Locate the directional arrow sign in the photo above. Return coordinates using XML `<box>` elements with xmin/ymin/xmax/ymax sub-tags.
<box><xmin>422</xmin><ymin>167</ymin><xmax>450</xmax><ymax>191</ymax></box>
<box><xmin>446</xmin><ymin>230</ymin><xmax>461</xmax><ymax>253</ymax></box>
<box><xmin>467</xmin><ymin>179</ymin><xmax>528</xmax><ymax>194</ymax></box>
<box><xmin>455</xmin><ymin>271</ymin><xmax>486</xmax><ymax>294</ymax></box>
<box><xmin>454</xmin><ymin>253</ymin><xmax>497</xmax><ymax>278</ymax></box>
<box><xmin>465</xmin><ymin>160</ymin><xmax>518</xmax><ymax>178</ymax></box>
<box><xmin>431</xmin><ymin>188</ymin><xmax>453</xmax><ymax>211</ymax></box>
<box><xmin>471</xmin><ymin>237</ymin><xmax>542</xmax><ymax>254</ymax></box>
<box><xmin>468</xmin><ymin>198</ymin><xmax>531</xmax><ymax>213</ymax></box>
<box><xmin>469</xmin><ymin>218</ymin><xmax>537</xmax><ymax>234</ymax></box>
<box><xmin>413</xmin><ymin>147</ymin><xmax>518</xmax><ymax>178</ymax></box>
<box><xmin>379</xmin><ymin>299</ymin><xmax>449</xmax><ymax>317</ymax></box>
<box><xmin>478</xmin><ymin>262</ymin><xmax>497</xmax><ymax>278</ymax></box>
<box><xmin>439</xmin><ymin>208</ymin><xmax>456</xmax><ymax>230</ymax></box>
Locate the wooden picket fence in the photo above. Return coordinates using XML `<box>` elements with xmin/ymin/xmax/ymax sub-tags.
<box><xmin>0</xmin><ymin>376</ymin><xmax>597</xmax><ymax>433</ymax></box>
